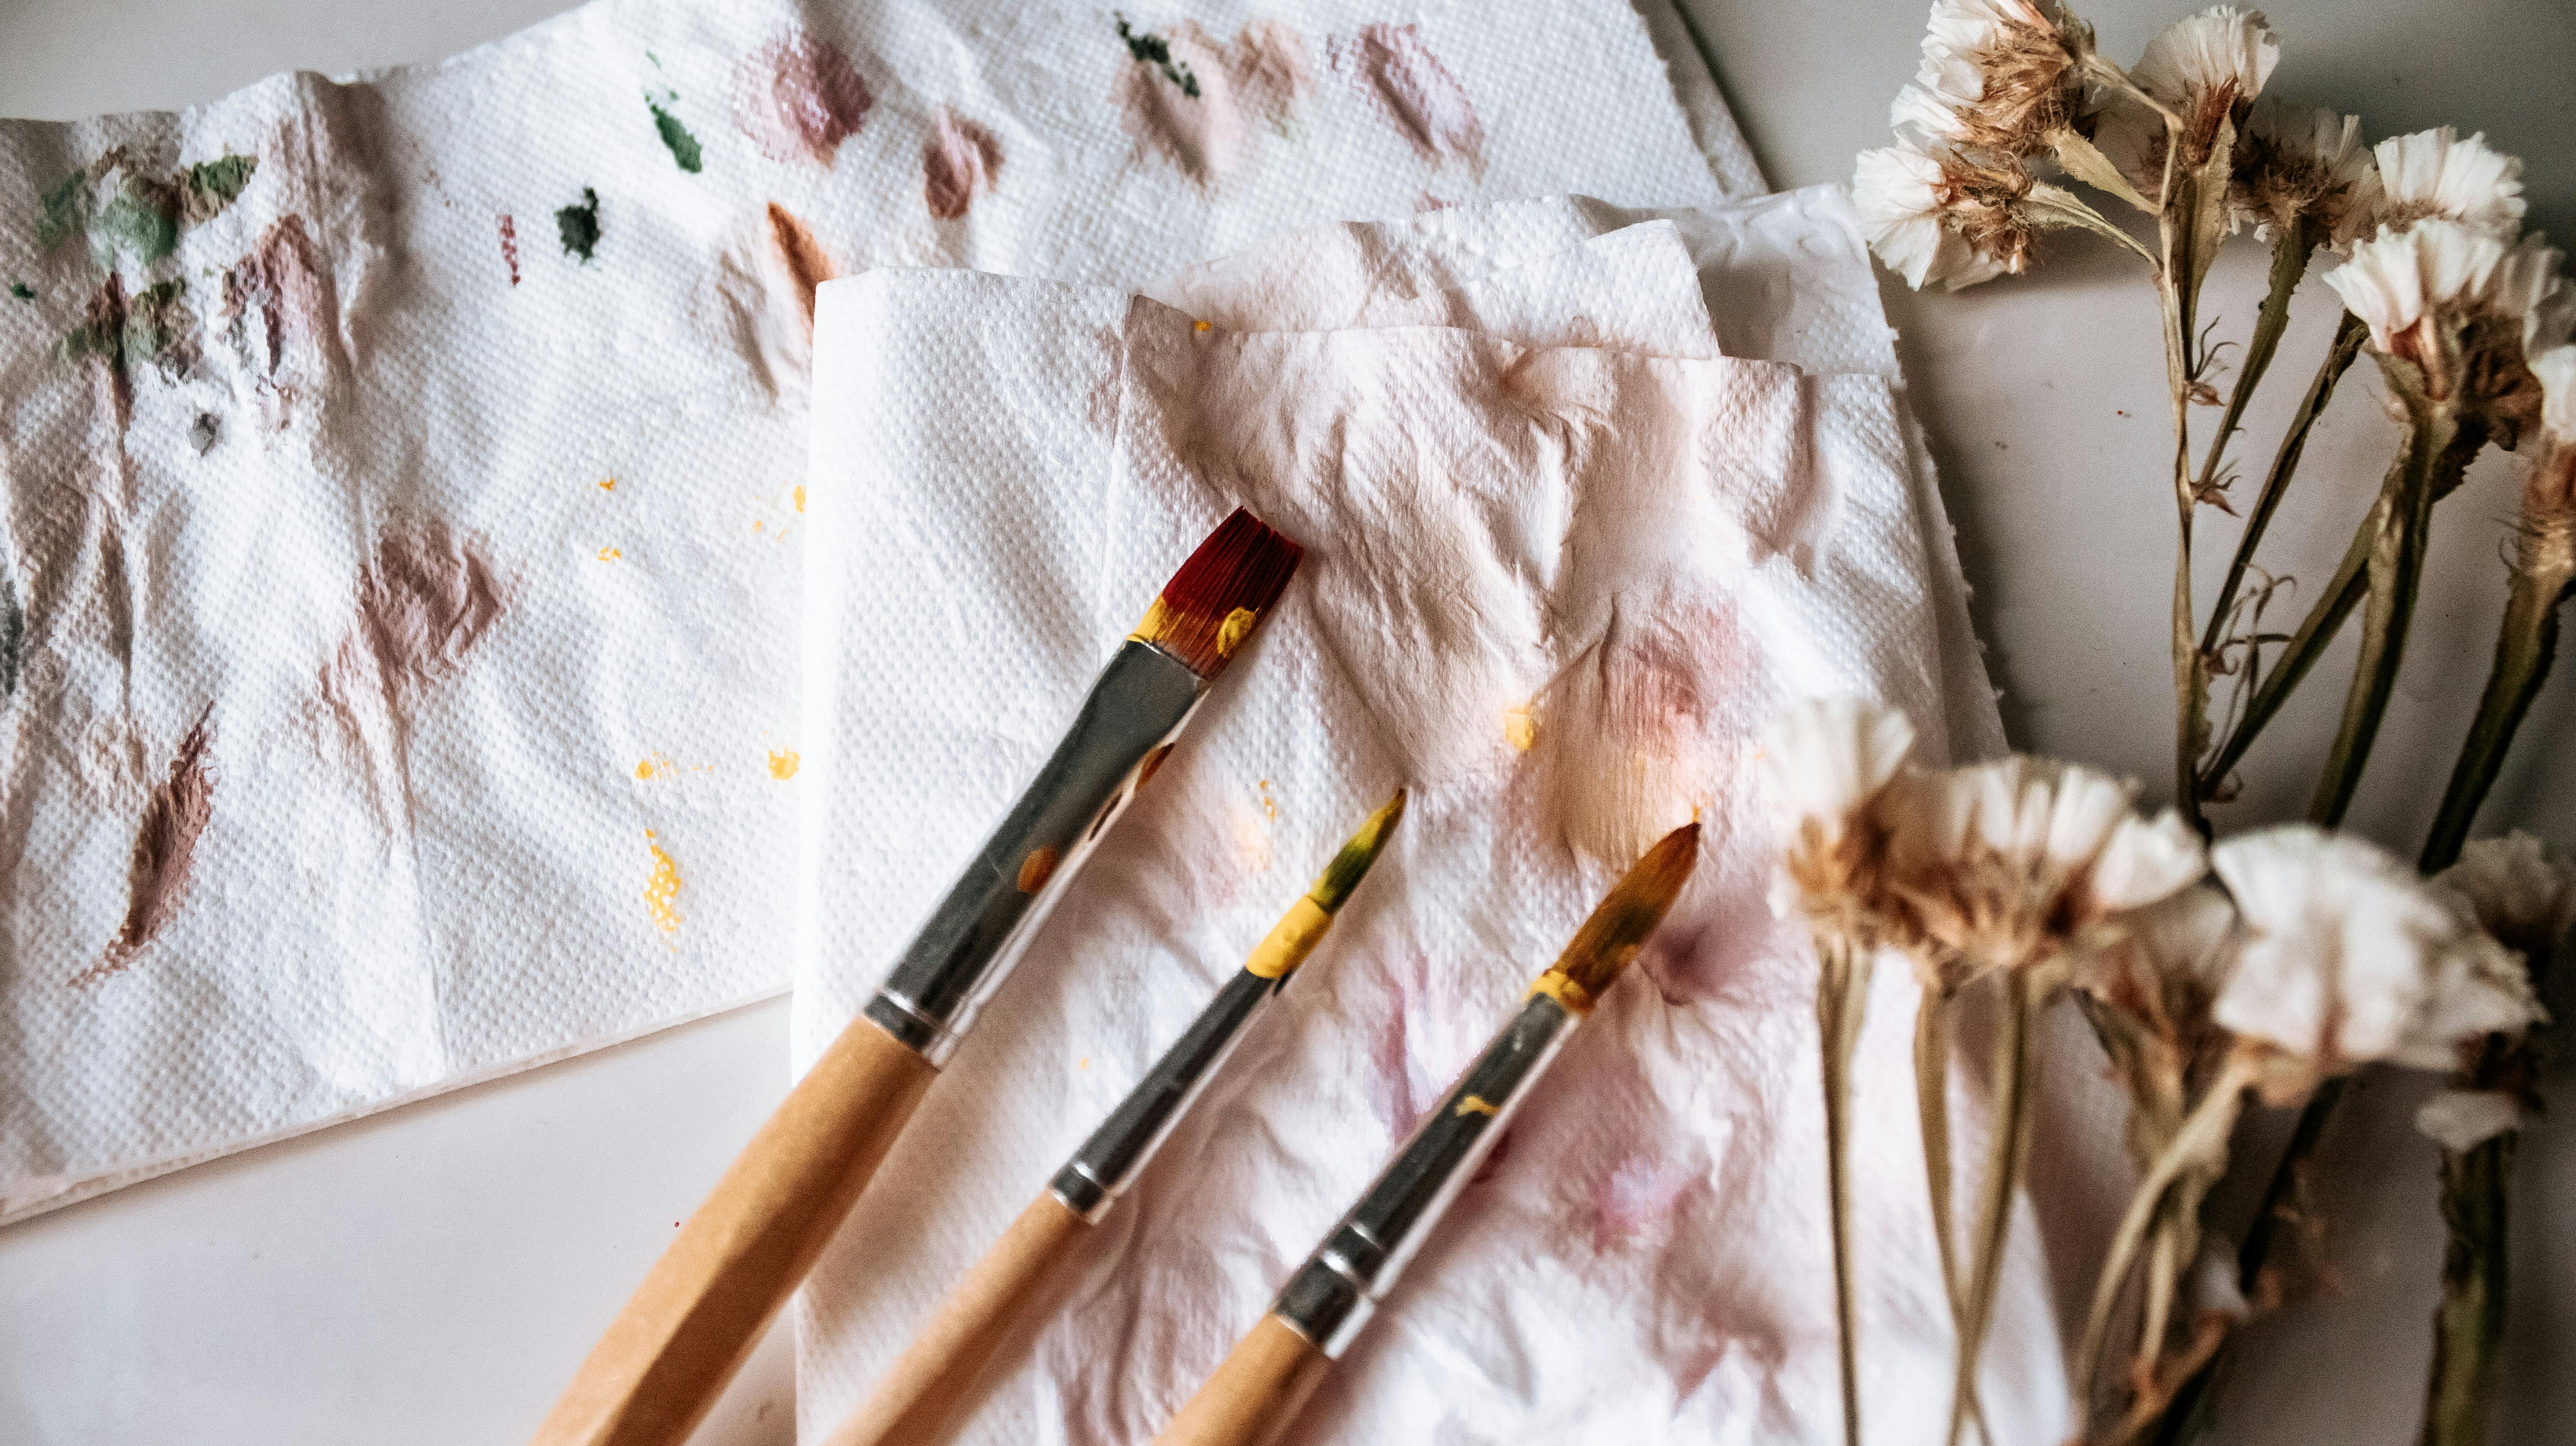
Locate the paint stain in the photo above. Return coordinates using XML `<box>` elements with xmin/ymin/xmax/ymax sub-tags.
<box><xmin>91</xmin><ymin>173</ymin><xmax>179</xmax><ymax>264</ymax></box>
<box><xmin>37</xmin><ymin>149</ymin><xmax>256</xmax><ymax>265</ymax></box>
<box><xmin>635</xmin><ymin>757</ymin><xmax>658</xmax><ymax>779</ymax></box>
<box><xmin>9</xmin><ymin>283</ymin><xmax>32</xmax><ymax>301</ymax></box>
<box><xmin>598</xmin><ymin>476</ymin><xmax>617</xmax><ymax>492</ymax></box>
<box><xmin>766</xmin><ymin>747</ymin><xmax>799</xmax><ymax>780</ymax></box>
<box><xmin>1589</xmin><ymin>1151</ymin><xmax>1694</xmax><ymax>1252</ymax></box>
<box><xmin>598</xmin><ymin>547</ymin><xmax>622</xmax><ymax>561</ymax></box>
<box><xmin>497</xmin><ymin>213</ymin><xmax>521</xmax><ymax>286</ymax></box>
<box><xmin>763</xmin><ymin>202</ymin><xmax>834</xmax><ymax>330</ymax></box>
<box><xmin>315</xmin><ymin>521</ymin><xmax>508</xmax><ymax>824</ymax></box>
<box><xmin>73</xmin><ymin>705</ymin><xmax>216</xmax><ymax>987</ymax></box>
<box><xmin>223</xmin><ymin>214</ymin><xmax>333</xmax><ymax>390</ymax></box>
<box><xmin>556</xmin><ymin>188</ymin><xmax>602</xmax><ymax>263</ymax></box>
<box><xmin>1018</xmin><ymin>845</ymin><xmax>1060</xmax><ymax>893</ymax></box>
<box><xmin>190</xmin><ymin>413</ymin><xmax>219</xmax><ymax>453</ymax></box>
<box><xmin>37</xmin><ymin>172</ymin><xmax>87</xmax><ymax>251</ymax></box>
<box><xmin>731</xmin><ymin>30</ymin><xmax>873</xmax><ymax>167</ymax></box>
<box><xmin>793</xmin><ymin>485</ymin><xmax>805</xmax><ymax>512</ymax></box>
<box><xmin>1255</xmin><ymin>778</ymin><xmax>1277</xmax><ymax>820</ymax></box>
<box><xmin>647</xmin><ymin>90</ymin><xmax>705</xmax><ymax>173</ymax></box>
<box><xmin>0</xmin><ymin>568</ymin><xmax>22</xmax><ymax>704</ymax></box>
<box><xmin>1330</xmin><ymin>23</ymin><xmax>1485</xmax><ymax>174</ymax></box>
<box><xmin>644</xmin><ymin>829</ymin><xmax>683</xmax><ymax>935</ymax></box>
<box><xmin>1111</xmin><ymin>18</ymin><xmax>1309</xmax><ymax>184</ymax></box>
<box><xmin>1504</xmin><ymin>702</ymin><xmax>1537</xmax><ymax>751</ymax></box>
<box><xmin>1532</xmin><ymin>594</ymin><xmax>1748</xmax><ymax>865</ymax></box>
<box><xmin>182</xmin><ymin>154</ymin><xmax>258</xmax><ymax>221</ymax></box>
<box><xmin>922</xmin><ymin>106</ymin><xmax>1004</xmax><ymax>220</ymax></box>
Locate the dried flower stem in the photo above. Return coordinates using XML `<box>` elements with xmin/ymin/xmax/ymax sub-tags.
<box><xmin>1816</xmin><ymin>931</ymin><xmax>1872</xmax><ymax>1446</ymax></box>
<box><xmin>2193</xmin><ymin>218</ymin><xmax>2321</xmax><ymax>516</ymax></box>
<box><xmin>2194</xmin><ymin>313</ymin><xmax>2371</xmax><ymax>794</ymax></box>
<box><xmin>1916</xmin><ymin>991</ymin><xmax>1996</xmax><ymax>1445</ymax></box>
<box><xmin>2162</xmin><ymin>115</ymin><xmax>2240</xmax><ymax>832</ymax></box>
<box><xmin>2419</xmin><ymin>555</ymin><xmax>2573</xmax><ymax>868</ymax></box>
<box><xmin>2420</xmin><ymin>1128</ymin><xmax>2514</xmax><ymax>1446</ymax></box>
<box><xmin>1947</xmin><ymin>970</ymin><xmax>2039</xmax><ymax>1446</ymax></box>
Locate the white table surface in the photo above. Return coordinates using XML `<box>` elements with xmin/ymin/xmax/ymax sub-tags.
<box><xmin>3</xmin><ymin>1</ymin><xmax>2571</xmax><ymax>1442</ymax></box>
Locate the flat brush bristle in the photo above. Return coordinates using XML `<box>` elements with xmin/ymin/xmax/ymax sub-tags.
<box><xmin>1547</xmin><ymin>823</ymin><xmax>1701</xmax><ymax>1005</ymax></box>
<box><xmin>1131</xmin><ymin>507</ymin><xmax>1303</xmax><ymax>679</ymax></box>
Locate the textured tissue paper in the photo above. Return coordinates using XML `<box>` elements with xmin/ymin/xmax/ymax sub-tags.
<box><xmin>0</xmin><ymin>0</ymin><xmax>1752</xmax><ymax>1221</ymax></box>
<box><xmin>793</xmin><ymin>188</ymin><xmax>2072</xmax><ymax>1443</ymax></box>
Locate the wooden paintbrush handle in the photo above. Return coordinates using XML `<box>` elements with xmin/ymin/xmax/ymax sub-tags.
<box><xmin>821</xmin><ymin>1190</ymin><xmax>1091</xmax><ymax>1446</ymax></box>
<box><xmin>531</xmin><ymin>1015</ymin><xmax>939</xmax><ymax>1446</ymax></box>
<box><xmin>1153</xmin><ymin>1314</ymin><xmax>1333</xmax><ymax>1446</ymax></box>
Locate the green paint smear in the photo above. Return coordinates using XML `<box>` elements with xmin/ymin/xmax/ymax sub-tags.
<box><xmin>93</xmin><ymin>178</ymin><xmax>179</xmax><ymax>264</ymax></box>
<box><xmin>649</xmin><ymin>100</ymin><xmax>704</xmax><ymax>173</ymax></box>
<box><xmin>0</xmin><ymin>566</ymin><xmax>19</xmax><ymax>707</ymax></box>
<box><xmin>184</xmin><ymin>154</ymin><xmax>258</xmax><ymax>218</ymax></box>
<box><xmin>556</xmin><ymin>187</ymin><xmax>602</xmax><ymax>263</ymax></box>
<box><xmin>125</xmin><ymin>277</ymin><xmax>190</xmax><ymax>361</ymax></box>
<box><xmin>1115</xmin><ymin>13</ymin><xmax>1200</xmax><ymax>97</ymax></box>
<box><xmin>36</xmin><ymin>173</ymin><xmax>88</xmax><ymax>252</ymax></box>
<box><xmin>9</xmin><ymin>283</ymin><xmax>31</xmax><ymax>301</ymax></box>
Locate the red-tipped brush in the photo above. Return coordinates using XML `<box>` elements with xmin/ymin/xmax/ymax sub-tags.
<box><xmin>1131</xmin><ymin>507</ymin><xmax>1304</xmax><ymax>680</ymax></box>
<box><xmin>532</xmin><ymin>507</ymin><xmax>1304</xmax><ymax>1446</ymax></box>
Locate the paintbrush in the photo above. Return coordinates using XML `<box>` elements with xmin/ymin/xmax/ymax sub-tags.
<box><xmin>532</xmin><ymin>508</ymin><xmax>1303</xmax><ymax>1446</ymax></box>
<box><xmin>823</xmin><ymin>790</ymin><xmax>1408</xmax><ymax>1446</ymax></box>
<box><xmin>1151</xmin><ymin>821</ymin><xmax>1701</xmax><ymax>1446</ymax></box>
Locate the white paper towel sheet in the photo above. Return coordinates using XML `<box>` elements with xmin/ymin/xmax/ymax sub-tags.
<box><xmin>793</xmin><ymin>191</ymin><xmax>2054</xmax><ymax>1443</ymax></box>
<box><xmin>0</xmin><ymin>0</ymin><xmax>1747</xmax><ymax>1223</ymax></box>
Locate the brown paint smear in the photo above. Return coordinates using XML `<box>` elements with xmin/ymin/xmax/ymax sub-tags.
<box><xmin>317</xmin><ymin>520</ymin><xmax>507</xmax><ymax>826</ymax></box>
<box><xmin>764</xmin><ymin>202</ymin><xmax>834</xmax><ymax>330</ymax></box>
<box><xmin>731</xmin><ymin>30</ymin><xmax>875</xmax><ymax>167</ymax></box>
<box><xmin>74</xmin><ymin>706</ymin><xmax>216</xmax><ymax>987</ymax></box>
<box><xmin>922</xmin><ymin>107</ymin><xmax>1004</xmax><ymax>220</ymax></box>
<box><xmin>1113</xmin><ymin>18</ymin><xmax>1310</xmax><ymax>185</ymax></box>
<box><xmin>1331</xmin><ymin>23</ymin><xmax>1485</xmax><ymax>174</ymax></box>
<box><xmin>710</xmin><ymin>204</ymin><xmax>839</xmax><ymax>400</ymax></box>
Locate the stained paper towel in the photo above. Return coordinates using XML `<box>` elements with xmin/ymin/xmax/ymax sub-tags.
<box><xmin>793</xmin><ymin>194</ymin><xmax>2062</xmax><ymax>1443</ymax></box>
<box><xmin>0</xmin><ymin>0</ymin><xmax>1746</xmax><ymax>1223</ymax></box>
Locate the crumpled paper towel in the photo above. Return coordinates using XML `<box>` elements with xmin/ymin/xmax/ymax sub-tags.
<box><xmin>793</xmin><ymin>190</ymin><xmax>2063</xmax><ymax>1443</ymax></box>
<box><xmin>0</xmin><ymin>0</ymin><xmax>1743</xmax><ymax>1223</ymax></box>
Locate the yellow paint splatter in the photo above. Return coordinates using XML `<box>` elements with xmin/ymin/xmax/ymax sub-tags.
<box><xmin>793</xmin><ymin>485</ymin><xmax>806</xmax><ymax>513</ymax></box>
<box><xmin>767</xmin><ymin>748</ymin><xmax>800</xmax><ymax>780</ymax></box>
<box><xmin>1194</xmin><ymin>318</ymin><xmax>1212</xmax><ymax>333</ymax></box>
<box><xmin>1504</xmin><ymin>704</ymin><xmax>1538</xmax><ymax>752</ymax></box>
<box><xmin>644</xmin><ymin>830</ymin><xmax>683</xmax><ymax>935</ymax></box>
<box><xmin>1079</xmin><ymin>1057</ymin><xmax>1091</xmax><ymax>1070</ymax></box>
<box><xmin>1256</xmin><ymin>779</ymin><xmax>1278</xmax><ymax>821</ymax></box>
<box><xmin>598</xmin><ymin>477</ymin><xmax>618</xmax><ymax>492</ymax></box>
<box><xmin>635</xmin><ymin>759</ymin><xmax>657</xmax><ymax>780</ymax></box>
<box><xmin>598</xmin><ymin>547</ymin><xmax>622</xmax><ymax>561</ymax></box>
<box><xmin>753</xmin><ymin>519</ymin><xmax>766</xmax><ymax>534</ymax></box>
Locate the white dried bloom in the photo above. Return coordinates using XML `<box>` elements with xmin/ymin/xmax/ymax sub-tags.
<box><xmin>2092</xmin><ymin>6</ymin><xmax>2279</xmax><ymax>200</ymax></box>
<box><xmin>2230</xmin><ymin>99</ymin><xmax>2379</xmax><ymax>247</ymax></box>
<box><xmin>2210</xmin><ymin>826</ymin><xmax>2544</xmax><ymax>1100</ymax></box>
<box><xmin>1894</xmin><ymin>0</ymin><xmax>2090</xmax><ymax>155</ymax></box>
<box><xmin>2438</xmin><ymin>831</ymin><xmax>2576</xmax><ymax>968</ymax></box>
<box><xmin>2536</xmin><ymin>345</ymin><xmax>2576</xmax><ymax>446</ymax></box>
<box><xmin>2415</xmin><ymin>1088</ymin><xmax>2523</xmax><ymax>1152</ymax></box>
<box><xmin>1762</xmin><ymin>697</ymin><xmax>1915</xmax><ymax>924</ymax></box>
<box><xmin>1854</xmin><ymin>141</ymin><xmax>2025</xmax><ymax>290</ymax></box>
<box><xmin>2324</xmin><ymin>219</ymin><xmax>2510</xmax><ymax>353</ymax></box>
<box><xmin>1879</xmin><ymin>754</ymin><xmax>2206</xmax><ymax>979</ymax></box>
<box><xmin>2373</xmin><ymin>127</ymin><xmax>2527</xmax><ymax>237</ymax></box>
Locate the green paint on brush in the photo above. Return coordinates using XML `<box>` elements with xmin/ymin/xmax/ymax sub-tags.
<box><xmin>36</xmin><ymin>173</ymin><xmax>87</xmax><ymax>252</ymax></box>
<box><xmin>556</xmin><ymin>187</ymin><xmax>602</xmax><ymax>262</ymax></box>
<box><xmin>1308</xmin><ymin>790</ymin><xmax>1407</xmax><ymax>913</ymax></box>
<box><xmin>93</xmin><ymin>176</ymin><xmax>180</xmax><ymax>264</ymax></box>
<box><xmin>647</xmin><ymin>96</ymin><xmax>704</xmax><ymax>173</ymax></box>
<box><xmin>183</xmin><ymin>154</ymin><xmax>258</xmax><ymax>219</ymax></box>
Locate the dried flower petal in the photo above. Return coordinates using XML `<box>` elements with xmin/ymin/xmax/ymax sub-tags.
<box><xmin>2092</xmin><ymin>5</ymin><xmax>2279</xmax><ymax>199</ymax></box>
<box><xmin>2324</xmin><ymin>219</ymin><xmax>2511</xmax><ymax>353</ymax></box>
<box><xmin>2437</xmin><ymin>830</ymin><xmax>2576</xmax><ymax>969</ymax></box>
<box><xmin>2229</xmin><ymin>98</ymin><xmax>2378</xmax><ymax>247</ymax></box>
<box><xmin>2210</xmin><ymin>826</ymin><xmax>2544</xmax><ymax>1100</ymax></box>
<box><xmin>2414</xmin><ymin>1088</ymin><xmax>2523</xmax><ymax>1151</ymax></box>
<box><xmin>1762</xmin><ymin>696</ymin><xmax>1915</xmax><ymax>924</ymax></box>
<box><xmin>1854</xmin><ymin>140</ymin><xmax>2029</xmax><ymax>291</ymax></box>
<box><xmin>1893</xmin><ymin>0</ymin><xmax>2089</xmax><ymax>156</ymax></box>
<box><xmin>2373</xmin><ymin>127</ymin><xmax>2527</xmax><ymax>237</ymax></box>
<box><xmin>2535</xmin><ymin>345</ymin><xmax>2576</xmax><ymax>447</ymax></box>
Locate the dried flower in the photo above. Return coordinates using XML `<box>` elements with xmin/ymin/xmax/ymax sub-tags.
<box><xmin>2092</xmin><ymin>6</ymin><xmax>2281</xmax><ymax>201</ymax></box>
<box><xmin>2208</xmin><ymin>826</ymin><xmax>2543</xmax><ymax>1103</ymax></box>
<box><xmin>2077</xmin><ymin>883</ymin><xmax>2241</xmax><ymax>1157</ymax></box>
<box><xmin>1878</xmin><ymin>755</ymin><xmax>2206</xmax><ymax>985</ymax></box>
<box><xmin>1891</xmin><ymin>0</ymin><xmax>2093</xmax><ymax>156</ymax></box>
<box><xmin>1854</xmin><ymin>140</ymin><xmax>2033</xmax><ymax>290</ymax></box>
<box><xmin>2372</xmin><ymin>127</ymin><xmax>2527</xmax><ymax>237</ymax></box>
<box><xmin>1762</xmin><ymin>696</ymin><xmax>1916</xmax><ymax>930</ymax></box>
<box><xmin>2437</xmin><ymin>830</ymin><xmax>2576</xmax><ymax>970</ymax></box>
<box><xmin>2229</xmin><ymin>98</ymin><xmax>2378</xmax><ymax>247</ymax></box>
<box><xmin>2415</xmin><ymin>1088</ymin><xmax>2523</xmax><ymax>1151</ymax></box>
<box><xmin>2536</xmin><ymin>344</ymin><xmax>2576</xmax><ymax>448</ymax></box>
<box><xmin>2324</xmin><ymin>219</ymin><xmax>2512</xmax><ymax>354</ymax></box>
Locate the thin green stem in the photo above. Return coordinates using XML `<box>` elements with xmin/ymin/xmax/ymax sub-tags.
<box><xmin>2199</xmin><ymin>497</ymin><xmax>2376</xmax><ymax>794</ymax></box>
<box><xmin>2420</xmin><ymin>1134</ymin><xmax>2514</xmax><ymax>1446</ymax></box>
<box><xmin>1947</xmin><ymin>971</ymin><xmax>2037</xmax><ymax>1446</ymax></box>
<box><xmin>2420</xmin><ymin>563</ymin><xmax>2570</xmax><ymax>870</ymax></box>
<box><xmin>1817</xmin><ymin>932</ymin><xmax>1872</xmax><ymax>1446</ymax></box>
<box><xmin>2193</xmin><ymin>221</ymin><xmax>2319</xmax><ymax>511</ymax></box>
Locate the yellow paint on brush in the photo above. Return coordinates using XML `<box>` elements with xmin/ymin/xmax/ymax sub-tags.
<box><xmin>1525</xmin><ymin>967</ymin><xmax>1596</xmax><ymax>1015</ymax></box>
<box><xmin>1453</xmin><ymin>1095</ymin><xmax>1500</xmax><ymax>1118</ymax></box>
<box><xmin>644</xmin><ymin>831</ymin><xmax>683</xmax><ymax>935</ymax></box>
<box><xmin>1504</xmin><ymin>704</ymin><xmax>1538</xmax><ymax>751</ymax></box>
<box><xmin>1215</xmin><ymin>606</ymin><xmax>1259</xmax><ymax>658</ymax></box>
<box><xmin>598</xmin><ymin>547</ymin><xmax>622</xmax><ymax>561</ymax></box>
<box><xmin>767</xmin><ymin>748</ymin><xmax>800</xmax><ymax>780</ymax></box>
<box><xmin>1244</xmin><ymin>896</ymin><xmax>1332</xmax><ymax>979</ymax></box>
<box><xmin>1017</xmin><ymin>845</ymin><xmax>1061</xmax><ymax>893</ymax></box>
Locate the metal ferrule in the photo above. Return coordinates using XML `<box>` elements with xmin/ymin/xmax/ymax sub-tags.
<box><xmin>1048</xmin><ymin>966</ymin><xmax>1285</xmax><ymax>1221</ymax></box>
<box><xmin>863</xmin><ymin>639</ymin><xmax>1206</xmax><ymax>1066</ymax></box>
<box><xmin>1271</xmin><ymin>989</ymin><xmax>1581</xmax><ymax>1357</ymax></box>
